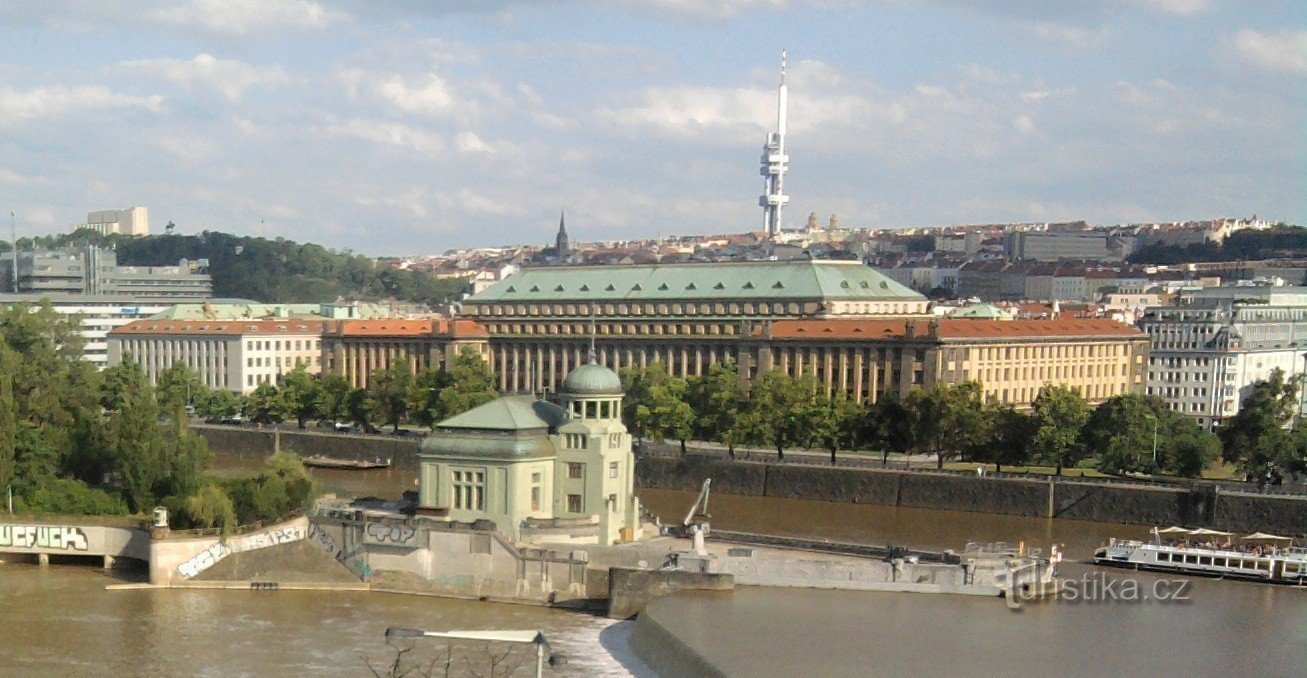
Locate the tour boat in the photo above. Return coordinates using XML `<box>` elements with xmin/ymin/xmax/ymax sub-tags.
<box><xmin>301</xmin><ymin>455</ymin><xmax>391</xmax><ymax>470</ymax></box>
<box><xmin>1093</xmin><ymin>527</ymin><xmax>1307</xmax><ymax>585</ymax></box>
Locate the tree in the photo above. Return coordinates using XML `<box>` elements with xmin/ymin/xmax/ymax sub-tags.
<box><xmin>634</xmin><ymin>378</ymin><xmax>695</xmax><ymax>454</ymax></box>
<box><xmin>1218</xmin><ymin>368</ymin><xmax>1300</xmax><ymax>480</ymax></box>
<box><xmin>1028</xmin><ymin>385</ymin><xmax>1090</xmax><ymax>475</ymax></box>
<box><xmin>433</xmin><ymin>348</ymin><xmax>497</xmax><ymax>421</ymax></box>
<box><xmin>183</xmin><ymin>482</ymin><xmax>237</xmax><ymax>532</ymax></box>
<box><xmin>156</xmin><ymin>361</ymin><xmax>202</xmax><ymax>413</ymax></box>
<box><xmin>812</xmin><ymin>392</ymin><xmax>864</xmax><ymax>465</ymax></box>
<box><xmin>981</xmin><ymin>404</ymin><xmax>1034</xmax><ymax>473</ymax></box>
<box><xmin>905</xmin><ymin>381</ymin><xmax>989</xmax><ymax>469</ymax></box>
<box><xmin>741</xmin><ymin>370</ymin><xmax>825</xmax><ymax>461</ymax></box>
<box><xmin>196</xmin><ymin>388</ymin><xmax>243</xmax><ymax>418</ymax></box>
<box><xmin>280</xmin><ymin>363</ymin><xmax>322</xmax><ymax>429</ymax></box>
<box><xmin>370</xmin><ymin>362</ymin><xmax>414</xmax><ymax>433</ymax></box>
<box><xmin>862</xmin><ymin>390</ymin><xmax>913</xmax><ymax>466</ymax></box>
<box><xmin>0</xmin><ymin>345</ymin><xmax>16</xmax><ymax>495</ymax></box>
<box><xmin>346</xmin><ymin>388</ymin><xmax>378</xmax><ymax>432</ymax></box>
<box><xmin>407</xmin><ymin>367</ymin><xmax>451</xmax><ymax>429</ymax></box>
<box><xmin>1166</xmin><ymin>430</ymin><xmax>1221</xmax><ymax>479</ymax></box>
<box><xmin>619</xmin><ymin>362</ymin><xmax>674</xmax><ymax>440</ymax></box>
<box><xmin>245</xmin><ymin>383</ymin><xmax>287</xmax><ymax>426</ymax></box>
<box><xmin>106</xmin><ymin>368</ymin><xmax>166</xmax><ymax>512</ymax></box>
<box><xmin>687</xmin><ymin>363</ymin><xmax>747</xmax><ymax>457</ymax></box>
<box><xmin>316</xmin><ymin>373</ymin><xmax>352</xmax><ymax>423</ymax></box>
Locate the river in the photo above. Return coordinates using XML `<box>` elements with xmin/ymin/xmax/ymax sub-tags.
<box><xmin>0</xmin><ymin>454</ymin><xmax>1301</xmax><ymax>676</ymax></box>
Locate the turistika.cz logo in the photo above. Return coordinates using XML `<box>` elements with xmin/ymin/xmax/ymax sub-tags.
<box><xmin>1008</xmin><ymin>572</ymin><xmax>1193</xmax><ymax>610</ymax></box>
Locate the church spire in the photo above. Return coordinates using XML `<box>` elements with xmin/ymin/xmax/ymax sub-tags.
<box><xmin>554</xmin><ymin>209</ymin><xmax>570</xmax><ymax>262</ymax></box>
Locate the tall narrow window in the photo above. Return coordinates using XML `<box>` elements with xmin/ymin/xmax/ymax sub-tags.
<box><xmin>567</xmin><ymin>494</ymin><xmax>582</xmax><ymax>513</ymax></box>
<box><xmin>452</xmin><ymin>470</ymin><xmax>485</xmax><ymax>510</ymax></box>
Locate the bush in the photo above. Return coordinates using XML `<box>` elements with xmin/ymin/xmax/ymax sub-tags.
<box><xmin>17</xmin><ymin>478</ymin><xmax>129</xmax><ymax>516</ymax></box>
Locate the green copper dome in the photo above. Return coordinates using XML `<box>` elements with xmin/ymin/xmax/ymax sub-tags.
<box><xmin>560</xmin><ymin>363</ymin><xmax>623</xmax><ymax>396</ymax></box>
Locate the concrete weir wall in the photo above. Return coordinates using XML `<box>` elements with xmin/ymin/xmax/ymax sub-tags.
<box><xmin>193</xmin><ymin>428</ymin><xmax>1306</xmax><ymax>535</ymax></box>
<box><xmin>636</xmin><ymin>456</ymin><xmax>1307</xmax><ymax>535</ymax></box>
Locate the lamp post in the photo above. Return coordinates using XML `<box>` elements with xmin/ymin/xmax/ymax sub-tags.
<box><xmin>384</xmin><ymin>627</ymin><xmax>562</xmax><ymax>678</ymax></box>
<box><xmin>1143</xmin><ymin>413</ymin><xmax>1158</xmax><ymax>473</ymax></box>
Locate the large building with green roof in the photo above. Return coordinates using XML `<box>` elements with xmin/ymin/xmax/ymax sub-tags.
<box><xmin>458</xmin><ymin>260</ymin><xmax>929</xmax><ymax>394</ymax></box>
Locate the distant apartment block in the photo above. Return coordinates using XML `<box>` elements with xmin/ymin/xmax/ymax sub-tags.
<box><xmin>70</xmin><ymin>206</ymin><xmax>149</xmax><ymax>236</ymax></box>
<box><xmin>109</xmin><ymin>319</ymin><xmax>326</xmax><ymax>393</ymax></box>
<box><xmin>0</xmin><ymin>246</ymin><xmax>211</xmax><ymax>299</ymax></box>
<box><xmin>1139</xmin><ymin>285</ymin><xmax>1307</xmax><ymax>429</ymax></box>
<box><xmin>1006</xmin><ymin>231</ymin><xmax>1122</xmax><ymax>262</ymax></box>
<box><xmin>0</xmin><ymin>294</ymin><xmax>172</xmax><ymax>369</ymax></box>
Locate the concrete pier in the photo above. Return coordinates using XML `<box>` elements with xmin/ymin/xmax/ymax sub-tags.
<box><xmin>37</xmin><ymin>553</ymin><xmax>49</xmax><ymax>566</ymax></box>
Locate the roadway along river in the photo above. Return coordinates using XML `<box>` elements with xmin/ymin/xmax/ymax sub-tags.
<box><xmin>1</xmin><ymin>454</ymin><xmax>1300</xmax><ymax>676</ymax></box>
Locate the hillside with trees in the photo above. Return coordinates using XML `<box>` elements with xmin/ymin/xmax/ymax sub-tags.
<box><xmin>12</xmin><ymin>230</ymin><xmax>467</xmax><ymax>306</ymax></box>
<box><xmin>1129</xmin><ymin>225</ymin><xmax>1307</xmax><ymax>265</ymax></box>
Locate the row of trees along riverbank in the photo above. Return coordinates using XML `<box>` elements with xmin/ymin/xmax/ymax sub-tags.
<box><xmin>0</xmin><ymin>302</ymin><xmax>312</xmax><ymax>531</ymax></box>
<box><xmin>619</xmin><ymin>362</ymin><xmax>1307</xmax><ymax>484</ymax></box>
<box><xmin>165</xmin><ymin>347</ymin><xmax>498</xmax><ymax>433</ymax></box>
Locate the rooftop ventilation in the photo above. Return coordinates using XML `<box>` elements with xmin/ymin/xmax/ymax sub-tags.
<box><xmin>658</xmin><ymin>283</ymin><xmax>669</xmax><ymax>290</ymax></box>
<box><xmin>605</xmin><ymin>284</ymin><xmax>616</xmax><ymax>291</ymax></box>
<box><xmin>743</xmin><ymin>282</ymin><xmax>754</xmax><ymax>289</ymax></box>
<box><xmin>580</xmin><ymin>284</ymin><xmax>590</xmax><ymax>291</ymax></box>
<box><xmin>713</xmin><ymin>282</ymin><xmax>725</xmax><ymax>290</ymax></box>
<box><xmin>506</xmin><ymin>286</ymin><xmax>516</xmax><ymax>293</ymax></box>
<box><xmin>555</xmin><ymin>285</ymin><xmax>565</xmax><ymax>292</ymax></box>
<box><xmin>530</xmin><ymin>285</ymin><xmax>540</xmax><ymax>292</ymax></box>
<box><xmin>686</xmin><ymin>283</ymin><xmax>697</xmax><ymax>290</ymax></box>
<box><xmin>631</xmin><ymin>283</ymin><xmax>642</xmax><ymax>291</ymax></box>
<box><xmin>772</xmin><ymin>282</ymin><xmax>784</xmax><ymax>289</ymax></box>
<box><xmin>840</xmin><ymin>281</ymin><xmax>850</xmax><ymax>288</ymax></box>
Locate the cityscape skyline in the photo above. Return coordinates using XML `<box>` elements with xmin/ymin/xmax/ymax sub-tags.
<box><xmin>0</xmin><ymin>1</ymin><xmax>1302</xmax><ymax>255</ymax></box>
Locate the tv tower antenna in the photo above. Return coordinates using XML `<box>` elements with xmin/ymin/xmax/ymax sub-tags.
<box><xmin>758</xmin><ymin>49</ymin><xmax>790</xmax><ymax>241</ymax></box>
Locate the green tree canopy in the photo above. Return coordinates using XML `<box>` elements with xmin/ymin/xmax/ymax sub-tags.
<box><xmin>1217</xmin><ymin>368</ymin><xmax>1300</xmax><ymax>479</ymax></box>
<box><xmin>280</xmin><ymin>363</ymin><xmax>322</xmax><ymax>429</ymax></box>
<box><xmin>905</xmin><ymin>381</ymin><xmax>989</xmax><ymax>469</ymax></box>
<box><xmin>1029</xmin><ymin>385</ymin><xmax>1091</xmax><ymax>475</ymax></box>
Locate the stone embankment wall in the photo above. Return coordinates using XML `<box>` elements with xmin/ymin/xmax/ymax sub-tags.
<box><xmin>636</xmin><ymin>455</ymin><xmax>1307</xmax><ymax>535</ymax></box>
<box><xmin>194</xmin><ymin>428</ymin><xmax>1306</xmax><ymax>535</ymax></box>
<box><xmin>194</xmin><ymin>425</ymin><xmax>421</xmax><ymax>464</ymax></box>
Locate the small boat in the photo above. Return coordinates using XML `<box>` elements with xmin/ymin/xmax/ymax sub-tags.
<box><xmin>1093</xmin><ymin>527</ymin><xmax>1307</xmax><ymax>585</ymax></box>
<box><xmin>301</xmin><ymin>455</ymin><xmax>392</xmax><ymax>470</ymax></box>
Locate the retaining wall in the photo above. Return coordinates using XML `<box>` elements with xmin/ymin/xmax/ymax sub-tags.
<box><xmin>635</xmin><ymin>456</ymin><xmax>1307</xmax><ymax>535</ymax></box>
<box><xmin>195</xmin><ymin>425</ymin><xmax>421</xmax><ymax>465</ymax></box>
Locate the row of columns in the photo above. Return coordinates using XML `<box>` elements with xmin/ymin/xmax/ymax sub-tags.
<box><xmin>493</xmin><ymin>341</ymin><xmax>744</xmax><ymax>394</ymax></box>
<box><xmin>334</xmin><ymin>340</ymin><xmax>428</xmax><ymax>389</ymax></box>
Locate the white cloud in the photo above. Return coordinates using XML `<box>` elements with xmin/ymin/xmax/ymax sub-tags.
<box><xmin>1020</xmin><ymin>20</ymin><xmax>1110</xmax><ymax>47</ymax></box>
<box><xmin>632</xmin><ymin>0</ymin><xmax>789</xmax><ymax>20</ymax></box>
<box><xmin>323</xmin><ymin>117</ymin><xmax>446</xmax><ymax>155</ymax></box>
<box><xmin>1135</xmin><ymin>0</ymin><xmax>1212</xmax><ymax>16</ymax></box>
<box><xmin>455</xmin><ymin>131</ymin><xmax>493</xmax><ymax>154</ymax></box>
<box><xmin>1232</xmin><ymin>29</ymin><xmax>1307</xmax><ymax>75</ymax></box>
<box><xmin>150</xmin><ymin>0</ymin><xmax>348</xmax><ymax>35</ymax></box>
<box><xmin>0</xmin><ymin>84</ymin><xmax>162</xmax><ymax>125</ymax></box>
<box><xmin>375</xmin><ymin>73</ymin><xmax>457</xmax><ymax>115</ymax></box>
<box><xmin>115</xmin><ymin>54</ymin><xmax>290</xmax><ymax>101</ymax></box>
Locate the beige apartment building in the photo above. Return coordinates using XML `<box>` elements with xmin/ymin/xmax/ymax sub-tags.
<box><xmin>751</xmin><ymin>318</ymin><xmax>1149</xmax><ymax>406</ymax></box>
<box><xmin>108</xmin><ymin>319</ymin><xmax>326</xmax><ymax>393</ymax></box>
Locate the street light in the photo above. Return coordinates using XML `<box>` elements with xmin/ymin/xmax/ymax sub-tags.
<box><xmin>1143</xmin><ymin>413</ymin><xmax>1158</xmax><ymax>472</ymax></box>
<box><xmin>384</xmin><ymin>627</ymin><xmax>563</xmax><ymax>678</ymax></box>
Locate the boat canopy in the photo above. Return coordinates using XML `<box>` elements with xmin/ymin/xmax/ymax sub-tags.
<box><xmin>1240</xmin><ymin>532</ymin><xmax>1294</xmax><ymax>542</ymax></box>
<box><xmin>1187</xmin><ymin>528</ymin><xmax>1233</xmax><ymax>537</ymax></box>
<box><xmin>1153</xmin><ymin>526</ymin><xmax>1193</xmax><ymax>535</ymax></box>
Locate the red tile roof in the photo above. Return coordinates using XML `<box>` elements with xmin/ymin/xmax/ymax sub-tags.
<box><xmin>324</xmin><ymin>318</ymin><xmax>488</xmax><ymax>338</ymax></box>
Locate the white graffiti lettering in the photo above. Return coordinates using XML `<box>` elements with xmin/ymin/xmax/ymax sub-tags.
<box><xmin>176</xmin><ymin>524</ymin><xmax>306</xmax><ymax>578</ymax></box>
<box><xmin>364</xmin><ymin>522</ymin><xmax>420</xmax><ymax>548</ymax></box>
<box><xmin>0</xmin><ymin>525</ymin><xmax>90</xmax><ymax>551</ymax></box>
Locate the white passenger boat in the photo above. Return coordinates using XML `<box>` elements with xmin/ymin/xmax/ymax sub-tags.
<box><xmin>1093</xmin><ymin>527</ymin><xmax>1307</xmax><ymax>586</ymax></box>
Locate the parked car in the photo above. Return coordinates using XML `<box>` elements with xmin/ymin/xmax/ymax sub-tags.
<box><xmin>217</xmin><ymin>413</ymin><xmax>245</xmax><ymax>425</ymax></box>
<box><xmin>333</xmin><ymin>421</ymin><xmax>353</xmax><ymax>432</ymax></box>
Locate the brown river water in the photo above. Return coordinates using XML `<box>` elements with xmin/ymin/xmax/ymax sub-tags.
<box><xmin>0</xmin><ymin>453</ymin><xmax>1301</xmax><ymax>677</ymax></box>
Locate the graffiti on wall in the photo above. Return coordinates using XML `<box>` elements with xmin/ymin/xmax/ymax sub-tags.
<box><xmin>176</xmin><ymin>524</ymin><xmax>307</xmax><ymax>578</ymax></box>
<box><xmin>0</xmin><ymin>525</ymin><xmax>90</xmax><ymax>551</ymax></box>
<box><xmin>363</xmin><ymin>521</ymin><xmax>421</xmax><ymax>548</ymax></box>
<box><xmin>309</xmin><ymin>522</ymin><xmax>372</xmax><ymax>579</ymax></box>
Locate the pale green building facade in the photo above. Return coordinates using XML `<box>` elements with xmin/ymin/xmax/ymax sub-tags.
<box><xmin>417</xmin><ymin>362</ymin><xmax>639</xmax><ymax>545</ymax></box>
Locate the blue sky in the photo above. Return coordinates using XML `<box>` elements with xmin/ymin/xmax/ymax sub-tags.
<box><xmin>0</xmin><ymin>1</ymin><xmax>1302</xmax><ymax>254</ymax></box>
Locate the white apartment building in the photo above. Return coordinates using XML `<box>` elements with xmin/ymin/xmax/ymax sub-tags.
<box><xmin>1139</xmin><ymin>286</ymin><xmax>1307</xmax><ymax>430</ymax></box>
<box><xmin>0</xmin><ymin>294</ymin><xmax>172</xmax><ymax>368</ymax></box>
<box><xmin>108</xmin><ymin>319</ymin><xmax>325</xmax><ymax>393</ymax></box>
<box><xmin>72</xmin><ymin>206</ymin><xmax>149</xmax><ymax>236</ymax></box>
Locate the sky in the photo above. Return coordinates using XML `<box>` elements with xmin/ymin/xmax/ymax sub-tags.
<box><xmin>0</xmin><ymin>1</ymin><xmax>1303</xmax><ymax>255</ymax></box>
